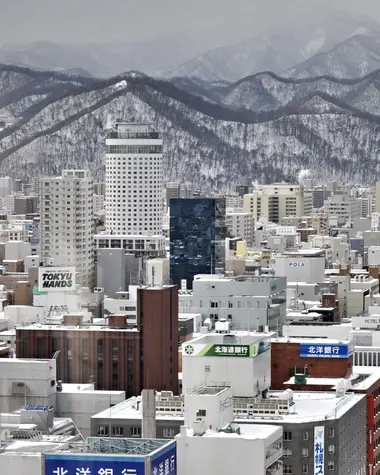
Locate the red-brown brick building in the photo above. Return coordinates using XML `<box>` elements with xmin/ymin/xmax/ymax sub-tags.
<box><xmin>271</xmin><ymin>338</ymin><xmax>380</xmax><ymax>475</ymax></box>
<box><xmin>16</xmin><ymin>285</ymin><xmax>179</xmax><ymax>397</ymax></box>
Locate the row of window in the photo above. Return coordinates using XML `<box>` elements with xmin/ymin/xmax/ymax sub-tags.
<box><xmin>284</xmin><ymin>463</ymin><xmax>335</xmax><ymax>474</ymax></box>
<box><xmin>283</xmin><ymin>445</ymin><xmax>335</xmax><ymax>458</ymax></box>
<box><xmin>106</xmin><ymin>145</ymin><xmax>162</xmax><ymax>154</ymax></box>
<box><xmin>97</xmin><ymin>426</ymin><xmax>175</xmax><ymax>438</ymax></box>
<box><xmin>284</xmin><ymin>428</ymin><xmax>335</xmax><ymax>440</ymax></box>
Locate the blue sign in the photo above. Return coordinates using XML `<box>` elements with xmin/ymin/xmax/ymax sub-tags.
<box><xmin>151</xmin><ymin>442</ymin><xmax>176</xmax><ymax>475</ymax></box>
<box><xmin>45</xmin><ymin>454</ymin><xmax>145</xmax><ymax>475</ymax></box>
<box><xmin>300</xmin><ymin>343</ymin><xmax>352</xmax><ymax>359</ymax></box>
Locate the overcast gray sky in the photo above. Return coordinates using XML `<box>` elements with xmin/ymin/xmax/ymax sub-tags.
<box><xmin>0</xmin><ymin>0</ymin><xmax>379</xmax><ymax>45</ymax></box>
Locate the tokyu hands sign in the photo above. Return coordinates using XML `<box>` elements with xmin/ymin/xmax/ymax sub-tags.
<box><xmin>38</xmin><ymin>267</ymin><xmax>76</xmax><ymax>292</ymax></box>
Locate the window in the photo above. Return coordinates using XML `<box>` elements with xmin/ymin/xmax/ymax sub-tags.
<box><xmin>303</xmin><ymin>431</ymin><xmax>309</xmax><ymax>441</ymax></box>
<box><xmin>284</xmin><ymin>465</ymin><xmax>292</xmax><ymax>474</ymax></box>
<box><xmin>112</xmin><ymin>426</ymin><xmax>124</xmax><ymax>437</ymax></box>
<box><xmin>328</xmin><ymin>428</ymin><xmax>335</xmax><ymax>438</ymax></box>
<box><xmin>210</xmin><ymin>302</ymin><xmax>218</xmax><ymax>308</ymax></box>
<box><xmin>163</xmin><ymin>428</ymin><xmax>176</xmax><ymax>438</ymax></box>
<box><xmin>283</xmin><ymin>448</ymin><xmax>292</xmax><ymax>458</ymax></box>
<box><xmin>284</xmin><ymin>431</ymin><xmax>292</xmax><ymax>441</ymax></box>
<box><xmin>302</xmin><ymin>465</ymin><xmax>309</xmax><ymax>474</ymax></box>
<box><xmin>197</xmin><ymin>409</ymin><xmax>207</xmax><ymax>417</ymax></box>
<box><xmin>328</xmin><ymin>461</ymin><xmax>335</xmax><ymax>471</ymax></box>
<box><xmin>328</xmin><ymin>444</ymin><xmax>335</xmax><ymax>454</ymax></box>
<box><xmin>130</xmin><ymin>426</ymin><xmax>141</xmax><ymax>437</ymax></box>
<box><xmin>302</xmin><ymin>448</ymin><xmax>309</xmax><ymax>457</ymax></box>
<box><xmin>97</xmin><ymin>426</ymin><xmax>109</xmax><ymax>436</ymax></box>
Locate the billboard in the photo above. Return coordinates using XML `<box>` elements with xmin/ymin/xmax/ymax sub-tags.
<box><xmin>183</xmin><ymin>340</ymin><xmax>270</xmax><ymax>358</ymax></box>
<box><xmin>300</xmin><ymin>342</ymin><xmax>353</xmax><ymax>359</ymax></box>
<box><xmin>44</xmin><ymin>453</ymin><xmax>145</xmax><ymax>475</ymax></box>
<box><xmin>151</xmin><ymin>441</ymin><xmax>176</xmax><ymax>475</ymax></box>
<box><xmin>38</xmin><ymin>267</ymin><xmax>76</xmax><ymax>292</ymax></box>
<box><xmin>314</xmin><ymin>426</ymin><xmax>325</xmax><ymax>475</ymax></box>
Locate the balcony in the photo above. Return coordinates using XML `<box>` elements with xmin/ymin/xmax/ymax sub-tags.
<box><xmin>266</xmin><ymin>461</ymin><xmax>283</xmax><ymax>475</ymax></box>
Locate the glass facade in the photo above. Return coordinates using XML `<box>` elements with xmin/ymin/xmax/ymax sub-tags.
<box><xmin>170</xmin><ymin>198</ymin><xmax>226</xmax><ymax>289</ymax></box>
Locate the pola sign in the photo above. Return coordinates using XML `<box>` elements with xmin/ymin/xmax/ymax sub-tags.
<box><xmin>289</xmin><ymin>262</ymin><xmax>305</xmax><ymax>268</ymax></box>
<box><xmin>38</xmin><ymin>267</ymin><xmax>76</xmax><ymax>292</ymax></box>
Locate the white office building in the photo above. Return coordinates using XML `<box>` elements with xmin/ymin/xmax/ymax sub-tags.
<box><xmin>226</xmin><ymin>208</ymin><xmax>254</xmax><ymax>247</ymax></box>
<box><xmin>40</xmin><ymin>169</ymin><xmax>94</xmax><ymax>287</ymax></box>
<box><xmin>176</xmin><ymin>386</ymin><xmax>283</xmax><ymax>475</ymax></box>
<box><xmin>105</xmin><ymin>122</ymin><xmax>163</xmax><ymax>235</ymax></box>
<box><xmin>179</xmin><ymin>274</ymin><xmax>287</xmax><ymax>332</ymax></box>
<box><xmin>243</xmin><ymin>184</ymin><xmax>312</xmax><ymax>223</ymax></box>
<box><xmin>0</xmin><ymin>176</ymin><xmax>13</xmax><ymax>197</ymax></box>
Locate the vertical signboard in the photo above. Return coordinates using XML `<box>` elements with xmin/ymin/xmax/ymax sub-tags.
<box><xmin>367</xmin><ymin>395</ymin><xmax>375</xmax><ymax>475</ymax></box>
<box><xmin>314</xmin><ymin>426</ymin><xmax>325</xmax><ymax>475</ymax></box>
<box><xmin>44</xmin><ymin>454</ymin><xmax>145</xmax><ymax>475</ymax></box>
<box><xmin>150</xmin><ymin>442</ymin><xmax>176</xmax><ymax>475</ymax></box>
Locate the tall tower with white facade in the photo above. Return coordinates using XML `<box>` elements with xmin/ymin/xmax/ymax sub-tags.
<box><xmin>105</xmin><ymin>122</ymin><xmax>163</xmax><ymax>235</ymax></box>
<box><xmin>40</xmin><ymin>170</ymin><xmax>94</xmax><ymax>288</ymax></box>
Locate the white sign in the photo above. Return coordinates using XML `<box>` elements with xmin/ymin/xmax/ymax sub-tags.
<box><xmin>38</xmin><ymin>267</ymin><xmax>76</xmax><ymax>292</ymax></box>
<box><xmin>314</xmin><ymin>426</ymin><xmax>325</xmax><ymax>475</ymax></box>
<box><xmin>180</xmin><ymin>279</ymin><xmax>187</xmax><ymax>291</ymax></box>
<box><xmin>352</xmin><ymin>316</ymin><xmax>380</xmax><ymax>329</ymax></box>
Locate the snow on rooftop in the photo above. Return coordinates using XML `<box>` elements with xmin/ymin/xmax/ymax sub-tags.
<box><xmin>181</xmin><ymin>424</ymin><xmax>281</xmax><ymax>440</ymax></box>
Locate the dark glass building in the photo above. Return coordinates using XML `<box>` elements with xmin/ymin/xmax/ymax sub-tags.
<box><xmin>170</xmin><ymin>198</ymin><xmax>226</xmax><ymax>289</ymax></box>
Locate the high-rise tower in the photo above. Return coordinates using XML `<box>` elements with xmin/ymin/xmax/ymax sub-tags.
<box><xmin>105</xmin><ymin>122</ymin><xmax>163</xmax><ymax>235</ymax></box>
<box><xmin>40</xmin><ymin>169</ymin><xmax>94</xmax><ymax>288</ymax></box>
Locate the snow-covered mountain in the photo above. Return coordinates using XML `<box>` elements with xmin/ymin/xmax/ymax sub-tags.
<box><xmin>198</xmin><ymin>70</ymin><xmax>380</xmax><ymax>114</ymax></box>
<box><xmin>1</xmin><ymin>64</ymin><xmax>380</xmax><ymax>191</ymax></box>
<box><xmin>284</xmin><ymin>35</ymin><xmax>380</xmax><ymax>79</ymax></box>
<box><xmin>166</xmin><ymin>12</ymin><xmax>380</xmax><ymax>81</ymax></box>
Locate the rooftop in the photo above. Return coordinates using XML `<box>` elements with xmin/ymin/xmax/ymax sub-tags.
<box><xmin>235</xmin><ymin>391</ymin><xmax>365</xmax><ymax>424</ymax></box>
<box><xmin>272</xmin><ymin>337</ymin><xmax>353</xmax><ymax>345</ymax></box>
<box><xmin>187</xmin><ymin>331</ymin><xmax>273</xmax><ymax>347</ymax></box>
<box><xmin>92</xmin><ymin>390</ymin><xmax>363</xmax><ymax>424</ymax></box>
<box><xmin>15</xmin><ymin>323</ymin><xmax>138</xmax><ymax>332</ymax></box>
<box><xmin>284</xmin><ymin>366</ymin><xmax>380</xmax><ymax>392</ymax></box>
<box><xmin>181</xmin><ymin>423</ymin><xmax>281</xmax><ymax>440</ymax></box>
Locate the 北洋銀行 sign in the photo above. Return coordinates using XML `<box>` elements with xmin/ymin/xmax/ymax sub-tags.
<box><xmin>300</xmin><ymin>343</ymin><xmax>352</xmax><ymax>359</ymax></box>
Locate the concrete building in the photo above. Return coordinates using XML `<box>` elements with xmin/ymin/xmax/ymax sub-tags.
<box><xmin>16</xmin><ymin>285</ymin><xmax>179</xmax><ymax>397</ymax></box>
<box><xmin>91</xmin><ymin>388</ymin><xmax>366</xmax><ymax>475</ymax></box>
<box><xmin>56</xmin><ymin>383</ymin><xmax>125</xmax><ymax>438</ymax></box>
<box><xmin>274</xmin><ymin>249</ymin><xmax>326</xmax><ymax>284</ymax></box>
<box><xmin>40</xmin><ymin>169</ymin><xmax>94</xmax><ymax>288</ymax></box>
<box><xmin>0</xmin><ymin>358</ymin><xmax>57</xmax><ymax>413</ymax></box>
<box><xmin>324</xmin><ymin>192</ymin><xmax>361</xmax><ymax>226</ymax></box>
<box><xmin>105</xmin><ymin>122</ymin><xmax>163</xmax><ymax>235</ymax></box>
<box><xmin>0</xmin><ymin>176</ymin><xmax>13</xmax><ymax>197</ymax></box>
<box><xmin>271</xmin><ymin>337</ymin><xmax>380</xmax><ymax>475</ymax></box>
<box><xmin>178</xmin><ymin>274</ymin><xmax>286</xmax><ymax>332</ymax></box>
<box><xmin>176</xmin><ymin>386</ymin><xmax>283</xmax><ymax>475</ymax></box>
<box><xmin>226</xmin><ymin>208</ymin><xmax>254</xmax><ymax>247</ymax></box>
<box><xmin>243</xmin><ymin>184</ymin><xmax>313</xmax><ymax>223</ymax></box>
<box><xmin>181</xmin><ymin>332</ymin><xmax>272</xmax><ymax>397</ymax></box>
<box><xmin>14</xmin><ymin>196</ymin><xmax>38</xmax><ymax>215</ymax></box>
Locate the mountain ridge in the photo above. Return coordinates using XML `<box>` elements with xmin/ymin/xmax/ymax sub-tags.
<box><xmin>1</xmin><ymin>63</ymin><xmax>380</xmax><ymax>189</ymax></box>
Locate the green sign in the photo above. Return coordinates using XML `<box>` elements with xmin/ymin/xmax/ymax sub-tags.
<box><xmin>184</xmin><ymin>341</ymin><xmax>271</xmax><ymax>358</ymax></box>
<box><xmin>198</xmin><ymin>344</ymin><xmax>252</xmax><ymax>357</ymax></box>
<box><xmin>33</xmin><ymin>284</ymin><xmax>48</xmax><ymax>296</ymax></box>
